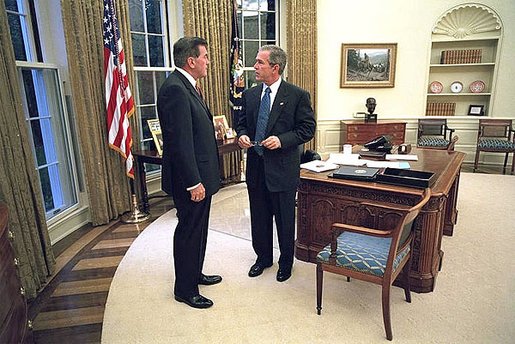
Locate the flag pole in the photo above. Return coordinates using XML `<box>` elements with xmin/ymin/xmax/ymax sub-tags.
<box><xmin>121</xmin><ymin>179</ymin><xmax>150</xmax><ymax>224</ymax></box>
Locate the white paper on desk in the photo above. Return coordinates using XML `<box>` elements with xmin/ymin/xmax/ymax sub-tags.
<box><xmin>300</xmin><ymin>160</ymin><xmax>339</xmax><ymax>172</ymax></box>
<box><xmin>326</xmin><ymin>153</ymin><xmax>365</xmax><ymax>166</ymax></box>
<box><xmin>366</xmin><ymin>161</ymin><xmax>411</xmax><ymax>169</ymax></box>
<box><xmin>386</xmin><ymin>154</ymin><xmax>418</xmax><ymax>161</ymax></box>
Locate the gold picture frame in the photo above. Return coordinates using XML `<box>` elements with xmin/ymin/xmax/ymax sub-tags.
<box><xmin>147</xmin><ymin>119</ymin><xmax>163</xmax><ymax>155</ymax></box>
<box><xmin>340</xmin><ymin>43</ymin><xmax>397</xmax><ymax>88</ymax></box>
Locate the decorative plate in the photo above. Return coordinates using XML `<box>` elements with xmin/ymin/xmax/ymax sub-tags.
<box><xmin>450</xmin><ymin>81</ymin><xmax>463</xmax><ymax>93</ymax></box>
<box><xmin>429</xmin><ymin>81</ymin><xmax>443</xmax><ymax>94</ymax></box>
<box><xmin>469</xmin><ymin>80</ymin><xmax>486</xmax><ymax>93</ymax></box>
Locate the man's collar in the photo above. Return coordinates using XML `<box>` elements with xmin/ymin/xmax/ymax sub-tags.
<box><xmin>176</xmin><ymin>67</ymin><xmax>196</xmax><ymax>88</ymax></box>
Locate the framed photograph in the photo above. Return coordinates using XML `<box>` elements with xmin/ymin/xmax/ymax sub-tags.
<box><xmin>147</xmin><ymin>119</ymin><xmax>163</xmax><ymax>155</ymax></box>
<box><xmin>340</xmin><ymin>43</ymin><xmax>397</xmax><ymax>88</ymax></box>
<box><xmin>213</xmin><ymin>115</ymin><xmax>229</xmax><ymax>140</ymax></box>
<box><xmin>468</xmin><ymin>104</ymin><xmax>485</xmax><ymax>116</ymax></box>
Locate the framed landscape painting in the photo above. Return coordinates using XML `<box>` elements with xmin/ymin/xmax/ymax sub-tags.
<box><xmin>340</xmin><ymin>43</ymin><xmax>397</xmax><ymax>88</ymax></box>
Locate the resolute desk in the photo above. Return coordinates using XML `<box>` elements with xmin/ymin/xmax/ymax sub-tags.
<box><xmin>295</xmin><ymin>148</ymin><xmax>465</xmax><ymax>293</ymax></box>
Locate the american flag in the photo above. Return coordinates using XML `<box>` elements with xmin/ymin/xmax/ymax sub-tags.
<box><xmin>103</xmin><ymin>0</ymin><xmax>135</xmax><ymax>178</ymax></box>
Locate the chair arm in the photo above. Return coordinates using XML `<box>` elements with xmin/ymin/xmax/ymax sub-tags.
<box><xmin>329</xmin><ymin>223</ymin><xmax>392</xmax><ymax>255</ymax></box>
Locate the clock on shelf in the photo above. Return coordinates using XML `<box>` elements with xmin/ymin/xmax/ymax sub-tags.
<box><xmin>429</xmin><ymin>81</ymin><xmax>443</xmax><ymax>94</ymax></box>
<box><xmin>469</xmin><ymin>80</ymin><xmax>486</xmax><ymax>93</ymax></box>
<box><xmin>450</xmin><ymin>81</ymin><xmax>463</xmax><ymax>93</ymax></box>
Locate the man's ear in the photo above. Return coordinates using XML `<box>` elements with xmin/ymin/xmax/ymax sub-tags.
<box><xmin>186</xmin><ymin>56</ymin><xmax>196</xmax><ymax>69</ymax></box>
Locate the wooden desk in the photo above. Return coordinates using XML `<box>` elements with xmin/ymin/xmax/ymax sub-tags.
<box><xmin>295</xmin><ymin>148</ymin><xmax>465</xmax><ymax>293</ymax></box>
<box><xmin>133</xmin><ymin>138</ymin><xmax>241</xmax><ymax>212</ymax></box>
<box><xmin>341</xmin><ymin>120</ymin><xmax>406</xmax><ymax>145</ymax></box>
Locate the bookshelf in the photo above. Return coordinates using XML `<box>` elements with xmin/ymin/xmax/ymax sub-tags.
<box><xmin>426</xmin><ymin>4</ymin><xmax>502</xmax><ymax>117</ymax></box>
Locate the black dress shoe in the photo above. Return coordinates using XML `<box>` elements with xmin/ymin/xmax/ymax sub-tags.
<box><xmin>199</xmin><ymin>274</ymin><xmax>222</xmax><ymax>285</ymax></box>
<box><xmin>276</xmin><ymin>269</ymin><xmax>292</xmax><ymax>282</ymax></box>
<box><xmin>248</xmin><ymin>262</ymin><xmax>273</xmax><ymax>277</ymax></box>
<box><xmin>174</xmin><ymin>294</ymin><xmax>213</xmax><ymax>309</ymax></box>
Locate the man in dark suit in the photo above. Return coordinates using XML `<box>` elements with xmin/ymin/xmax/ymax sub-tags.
<box><xmin>237</xmin><ymin>45</ymin><xmax>316</xmax><ymax>282</ymax></box>
<box><xmin>157</xmin><ymin>37</ymin><xmax>221</xmax><ymax>309</ymax></box>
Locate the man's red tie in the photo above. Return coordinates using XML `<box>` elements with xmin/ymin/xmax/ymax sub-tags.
<box><xmin>195</xmin><ymin>83</ymin><xmax>204</xmax><ymax>100</ymax></box>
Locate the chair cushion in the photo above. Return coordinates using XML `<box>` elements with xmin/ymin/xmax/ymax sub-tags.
<box><xmin>317</xmin><ymin>232</ymin><xmax>410</xmax><ymax>277</ymax></box>
<box><xmin>478</xmin><ymin>138</ymin><xmax>515</xmax><ymax>150</ymax></box>
<box><xmin>418</xmin><ymin>136</ymin><xmax>449</xmax><ymax>148</ymax></box>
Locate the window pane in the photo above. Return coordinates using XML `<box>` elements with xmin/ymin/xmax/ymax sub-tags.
<box><xmin>243</xmin><ymin>40</ymin><xmax>259</xmax><ymax>68</ymax></box>
<box><xmin>140</xmin><ymin>106</ymin><xmax>157</xmax><ymax>140</ymax></box>
<box><xmin>145</xmin><ymin>0</ymin><xmax>162</xmax><ymax>34</ymax></box>
<box><xmin>39</xmin><ymin>167</ymin><xmax>55</xmax><ymax>212</ymax></box>
<box><xmin>5</xmin><ymin>0</ymin><xmax>19</xmax><ymax>11</ymax></box>
<box><xmin>7</xmin><ymin>13</ymin><xmax>27</xmax><ymax>61</ymax></box>
<box><xmin>21</xmin><ymin>70</ymin><xmax>38</xmax><ymax>117</ymax></box>
<box><xmin>155</xmin><ymin>71</ymin><xmax>169</xmax><ymax>90</ymax></box>
<box><xmin>30</xmin><ymin>120</ymin><xmax>46</xmax><ymax>166</ymax></box>
<box><xmin>244</xmin><ymin>70</ymin><xmax>257</xmax><ymax>88</ymax></box>
<box><xmin>243</xmin><ymin>11</ymin><xmax>259</xmax><ymax>40</ymax></box>
<box><xmin>245</xmin><ymin>0</ymin><xmax>259</xmax><ymax>10</ymax></box>
<box><xmin>148</xmin><ymin>35</ymin><xmax>164</xmax><ymax>67</ymax></box>
<box><xmin>132</xmin><ymin>33</ymin><xmax>147</xmax><ymax>66</ymax></box>
<box><xmin>260</xmin><ymin>12</ymin><xmax>275</xmax><ymax>40</ymax></box>
<box><xmin>128</xmin><ymin>0</ymin><xmax>144</xmax><ymax>32</ymax></box>
<box><xmin>137</xmin><ymin>71</ymin><xmax>155</xmax><ymax>104</ymax></box>
<box><xmin>260</xmin><ymin>0</ymin><xmax>275</xmax><ymax>11</ymax></box>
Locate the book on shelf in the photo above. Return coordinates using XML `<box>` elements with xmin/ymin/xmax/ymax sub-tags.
<box><xmin>426</xmin><ymin>102</ymin><xmax>456</xmax><ymax>116</ymax></box>
<box><xmin>440</xmin><ymin>49</ymin><xmax>482</xmax><ymax>64</ymax></box>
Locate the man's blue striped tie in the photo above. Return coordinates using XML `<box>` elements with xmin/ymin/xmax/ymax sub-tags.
<box><xmin>254</xmin><ymin>87</ymin><xmax>271</xmax><ymax>156</ymax></box>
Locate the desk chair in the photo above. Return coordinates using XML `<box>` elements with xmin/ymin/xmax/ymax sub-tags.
<box><xmin>316</xmin><ymin>189</ymin><xmax>431</xmax><ymax>341</ymax></box>
<box><xmin>474</xmin><ymin>119</ymin><xmax>515</xmax><ymax>174</ymax></box>
<box><xmin>417</xmin><ymin>119</ymin><xmax>456</xmax><ymax>150</ymax></box>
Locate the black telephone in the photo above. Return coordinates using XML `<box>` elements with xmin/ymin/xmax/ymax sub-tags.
<box><xmin>363</xmin><ymin>135</ymin><xmax>393</xmax><ymax>153</ymax></box>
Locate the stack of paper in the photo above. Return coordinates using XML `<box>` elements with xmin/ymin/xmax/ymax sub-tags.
<box><xmin>300</xmin><ymin>160</ymin><xmax>339</xmax><ymax>173</ymax></box>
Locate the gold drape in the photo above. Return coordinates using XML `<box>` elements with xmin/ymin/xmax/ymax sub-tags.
<box><xmin>0</xmin><ymin>1</ymin><xmax>55</xmax><ymax>298</ymax></box>
<box><xmin>182</xmin><ymin>0</ymin><xmax>242</xmax><ymax>181</ymax></box>
<box><xmin>287</xmin><ymin>0</ymin><xmax>317</xmax><ymax>151</ymax></box>
<box><xmin>61</xmin><ymin>0</ymin><xmax>132</xmax><ymax>225</ymax></box>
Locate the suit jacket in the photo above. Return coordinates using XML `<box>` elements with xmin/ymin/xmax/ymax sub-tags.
<box><xmin>157</xmin><ymin>70</ymin><xmax>220</xmax><ymax>197</ymax></box>
<box><xmin>237</xmin><ymin>80</ymin><xmax>316</xmax><ymax>192</ymax></box>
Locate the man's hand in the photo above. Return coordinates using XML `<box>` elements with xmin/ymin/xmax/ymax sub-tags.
<box><xmin>190</xmin><ymin>183</ymin><xmax>206</xmax><ymax>202</ymax></box>
<box><xmin>261</xmin><ymin>136</ymin><xmax>281</xmax><ymax>150</ymax></box>
<box><xmin>238</xmin><ymin>135</ymin><xmax>253</xmax><ymax>149</ymax></box>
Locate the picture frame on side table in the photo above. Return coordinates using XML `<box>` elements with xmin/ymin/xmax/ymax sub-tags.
<box><xmin>340</xmin><ymin>43</ymin><xmax>397</xmax><ymax>88</ymax></box>
<box><xmin>147</xmin><ymin>119</ymin><xmax>163</xmax><ymax>155</ymax></box>
<box><xmin>213</xmin><ymin>115</ymin><xmax>229</xmax><ymax>141</ymax></box>
<box><xmin>468</xmin><ymin>104</ymin><xmax>485</xmax><ymax>116</ymax></box>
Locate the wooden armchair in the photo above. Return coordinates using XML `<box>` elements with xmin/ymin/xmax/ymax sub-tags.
<box><xmin>417</xmin><ymin>118</ymin><xmax>456</xmax><ymax>150</ymax></box>
<box><xmin>474</xmin><ymin>119</ymin><xmax>515</xmax><ymax>174</ymax></box>
<box><xmin>316</xmin><ymin>189</ymin><xmax>431</xmax><ymax>341</ymax></box>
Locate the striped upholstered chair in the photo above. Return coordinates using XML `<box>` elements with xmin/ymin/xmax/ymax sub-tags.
<box><xmin>316</xmin><ymin>189</ymin><xmax>431</xmax><ymax>341</ymax></box>
<box><xmin>417</xmin><ymin>118</ymin><xmax>456</xmax><ymax>150</ymax></box>
<box><xmin>474</xmin><ymin>119</ymin><xmax>515</xmax><ymax>174</ymax></box>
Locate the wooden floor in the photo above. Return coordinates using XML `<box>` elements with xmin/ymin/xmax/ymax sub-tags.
<box><xmin>27</xmin><ymin>162</ymin><xmax>507</xmax><ymax>343</ymax></box>
<box><xmin>28</xmin><ymin>196</ymin><xmax>174</xmax><ymax>343</ymax></box>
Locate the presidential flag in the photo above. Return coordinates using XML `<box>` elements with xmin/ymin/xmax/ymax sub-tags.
<box><xmin>103</xmin><ymin>0</ymin><xmax>135</xmax><ymax>178</ymax></box>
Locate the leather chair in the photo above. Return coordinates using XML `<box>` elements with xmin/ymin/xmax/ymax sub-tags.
<box><xmin>474</xmin><ymin>119</ymin><xmax>515</xmax><ymax>174</ymax></box>
<box><xmin>316</xmin><ymin>189</ymin><xmax>431</xmax><ymax>341</ymax></box>
<box><xmin>417</xmin><ymin>118</ymin><xmax>456</xmax><ymax>150</ymax></box>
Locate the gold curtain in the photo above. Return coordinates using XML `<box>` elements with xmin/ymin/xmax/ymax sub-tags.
<box><xmin>182</xmin><ymin>0</ymin><xmax>242</xmax><ymax>181</ymax></box>
<box><xmin>286</xmin><ymin>0</ymin><xmax>317</xmax><ymax>151</ymax></box>
<box><xmin>61</xmin><ymin>0</ymin><xmax>133</xmax><ymax>225</ymax></box>
<box><xmin>0</xmin><ymin>1</ymin><xmax>55</xmax><ymax>298</ymax></box>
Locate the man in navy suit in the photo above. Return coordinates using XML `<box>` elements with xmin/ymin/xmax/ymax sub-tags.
<box><xmin>237</xmin><ymin>45</ymin><xmax>316</xmax><ymax>282</ymax></box>
<box><xmin>157</xmin><ymin>37</ymin><xmax>221</xmax><ymax>309</ymax></box>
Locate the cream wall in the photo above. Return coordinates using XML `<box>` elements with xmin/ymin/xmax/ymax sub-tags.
<box><xmin>316</xmin><ymin>0</ymin><xmax>515</xmax><ymax>120</ymax></box>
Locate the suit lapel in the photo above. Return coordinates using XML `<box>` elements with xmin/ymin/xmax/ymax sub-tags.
<box><xmin>175</xmin><ymin>71</ymin><xmax>212</xmax><ymax>119</ymax></box>
<box><xmin>265</xmin><ymin>81</ymin><xmax>289</xmax><ymax>133</ymax></box>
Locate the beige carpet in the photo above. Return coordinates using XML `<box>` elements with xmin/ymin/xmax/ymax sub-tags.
<box><xmin>102</xmin><ymin>173</ymin><xmax>515</xmax><ymax>343</ymax></box>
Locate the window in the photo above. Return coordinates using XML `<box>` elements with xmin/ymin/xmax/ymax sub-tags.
<box><xmin>237</xmin><ymin>0</ymin><xmax>278</xmax><ymax>88</ymax></box>
<box><xmin>6</xmin><ymin>0</ymin><xmax>79</xmax><ymax>220</ymax></box>
<box><xmin>129</xmin><ymin>0</ymin><xmax>172</xmax><ymax>162</ymax></box>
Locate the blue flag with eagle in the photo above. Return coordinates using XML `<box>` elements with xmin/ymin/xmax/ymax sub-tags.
<box><xmin>230</xmin><ymin>0</ymin><xmax>244</xmax><ymax>127</ymax></box>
